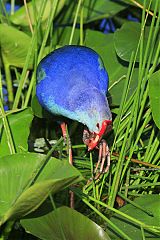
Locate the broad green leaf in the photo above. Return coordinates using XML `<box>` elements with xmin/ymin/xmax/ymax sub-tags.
<box><xmin>0</xmin><ymin>108</ymin><xmax>33</xmax><ymax>157</ymax></box>
<box><xmin>9</xmin><ymin>0</ymin><xmax>65</xmax><ymax>26</ymax></box>
<box><xmin>114</xmin><ymin>22</ymin><xmax>159</xmax><ymax>63</ymax></box>
<box><xmin>52</xmin><ymin>26</ymin><xmax>80</xmax><ymax>46</ymax></box>
<box><xmin>109</xmin><ymin>195</ymin><xmax>160</xmax><ymax>239</ymax></box>
<box><xmin>149</xmin><ymin>70</ymin><xmax>160</xmax><ymax>129</ymax></box>
<box><xmin>62</xmin><ymin>0</ymin><xmax>127</xmax><ymax>24</ymax></box>
<box><xmin>21</xmin><ymin>206</ymin><xmax>111</xmax><ymax>240</ymax></box>
<box><xmin>0</xmin><ymin>24</ymin><xmax>33</xmax><ymax>68</ymax></box>
<box><xmin>31</xmin><ymin>95</ymin><xmax>52</xmax><ymax>118</ymax></box>
<box><xmin>0</xmin><ymin>152</ymin><xmax>82</xmax><ymax>225</ymax></box>
<box><xmin>85</xmin><ymin>30</ymin><xmax>138</xmax><ymax>105</ymax></box>
<box><xmin>81</xmin><ymin>0</ymin><xmax>127</xmax><ymax>23</ymax></box>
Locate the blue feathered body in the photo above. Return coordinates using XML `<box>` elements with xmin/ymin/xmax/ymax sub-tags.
<box><xmin>36</xmin><ymin>46</ymin><xmax>111</xmax><ymax>133</ymax></box>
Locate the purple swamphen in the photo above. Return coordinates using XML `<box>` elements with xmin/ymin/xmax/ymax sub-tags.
<box><xmin>36</xmin><ymin>45</ymin><xmax>112</xmax><ymax>176</ymax></box>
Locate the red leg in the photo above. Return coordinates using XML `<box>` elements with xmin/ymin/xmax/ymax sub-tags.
<box><xmin>104</xmin><ymin>143</ymin><xmax>110</xmax><ymax>173</ymax></box>
<box><xmin>100</xmin><ymin>140</ymin><xmax>107</xmax><ymax>173</ymax></box>
<box><xmin>60</xmin><ymin>122</ymin><xmax>73</xmax><ymax>165</ymax></box>
<box><xmin>60</xmin><ymin>122</ymin><xmax>74</xmax><ymax>208</ymax></box>
<box><xmin>60</xmin><ymin>122</ymin><xmax>67</xmax><ymax>142</ymax></box>
<box><xmin>94</xmin><ymin>142</ymin><xmax>103</xmax><ymax>173</ymax></box>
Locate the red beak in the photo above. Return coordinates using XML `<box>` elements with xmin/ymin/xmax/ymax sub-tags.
<box><xmin>87</xmin><ymin>120</ymin><xmax>112</xmax><ymax>151</ymax></box>
<box><xmin>88</xmin><ymin>135</ymin><xmax>100</xmax><ymax>151</ymax></box>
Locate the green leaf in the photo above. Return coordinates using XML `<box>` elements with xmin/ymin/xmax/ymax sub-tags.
<box><xmin>109</xmin><ymin>195</ymin><xmax>160</xmax><ymax>239</ymax></box>
<box><xmin>0</xmin><ymin>108</ymin><xmax>33</xmax><ymax>157</ymax></box>
<box><xmin>82</xmin><ymin>0</ymin><xmax>127</xmax><ymax>23</ymax></box>
<box><xmin>114</xmin><ymin>22</ymin><xmax>159</xmax><ymax>63</ymax></box>
<box><xmin>0</xmin><ymin>152</ymin><xmax>82</xmax><ymax>224</ymax></box>
<box><xmin>9</xmin><ymin>0</ymin><xmax>65</xmax><ymax>27</ymax></box>
<box><xmin>21</xmin><ymin>206</ymin><xmax>111</xmax><ymax>240</ymax></box>
<box><xmin>149</xmin><ymin>70</ymin><xmax>160</xmax><ymax>129</ymax></box>
<box><xmin>62</xmin><ymin>0</ymin><xmax>127</xmax><ymax>24</ymax></box>
<box><xmin>85</xmin><ymin>30</ymin><xmax>138</xmax><ymax>105</ymax></box>
<box><xmin>0</xmin><ymin>24</ymin><xmax>33</xmax><ymax>68</ymax></box>
<box><xmin>31</xmin><ymin>95</ymin><xmax>52</xmax><ymax>119</ymax></box>
<box><xmin>52</xmin><ymin>26</ymin><xmax>80</xmax><ymax>46</ymax></box>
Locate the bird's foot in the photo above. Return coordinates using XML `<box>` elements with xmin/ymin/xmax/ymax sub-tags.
<box><xmin>94</xmin><ymin>139</ymin><xmax>110</xmax><ymax>180</ymax></box>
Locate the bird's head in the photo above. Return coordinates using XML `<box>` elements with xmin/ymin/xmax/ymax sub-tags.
<box><xmin>83</xmin><ymin>120</ymin><xmax>112</xmax><ymax>151</ymax></box>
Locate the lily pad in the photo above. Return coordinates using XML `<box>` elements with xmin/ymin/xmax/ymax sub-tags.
<box><xmin>0</xmin><ymin>108</ymin><xmax>33</xmax><ymax>157</ymax></box>
<box><xmin>62</xmin><ymin>0</ymin><xmax>127</xmax><ymax>24</ymax></box>
<box><xmin>109</xmin><ymin>195</ymin><xmax>160</xmax><ymax>239</ymax></box>
<box><xmin>85</xmin><ymin>29</ymin><xmax>138</xmax><ymax>105</ymax></box>
<box><xmin>10</xmin><ymin>0</ymin><xmax>65</xmax><ymax>26</ymax></box>
<box><xmin>0</xmin><ymin>152</ymin><xmax>82</xmax><ymax>225</ymax></box>
<box><xmin>0</xmin><ymin>24</ymin><xmax>33</xmax><ymax>68</ymax></box>
<box><xmin>21</xmin><ymin>206</ymin><xmax>111</xmax><ymax>240</ymax></box>
<box><xmin>114</xmin><ymin>22</ymin><xmax>159</xmax><ymax>63</ymax></box>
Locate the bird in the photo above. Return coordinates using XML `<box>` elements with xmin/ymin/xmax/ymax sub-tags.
<box><xmin>36</xmin><ymin>45</ymin><xmax>112</xmax><ymax>176</ymax></box>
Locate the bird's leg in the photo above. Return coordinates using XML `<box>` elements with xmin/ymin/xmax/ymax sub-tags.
<box><xmin>94</xmin><ymin>141</ymin><xmax>103</xmax><ymax>173</ymax></box>
<box><xmin>60</xmin><ymin>122</ymin><xmax>74</xmax><ymax>208</ymax></box>
<box><xmin>60</xmin><ymin>122</ymin><xmax>72</xmax><ymax>165</ymax></box>
<box><xmin>94</xmin><ymin>139</ymin><xmax>110</xmax><ymax>179</ymax></box>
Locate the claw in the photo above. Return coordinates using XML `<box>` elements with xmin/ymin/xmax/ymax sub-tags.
<box><xmin>94</xmin><ymin>139</ymin><xmax>110</xmax><ymax>179</ymax></box>
<box><xmin>83</xmin><ymin>127</ymin><xmax>111</xmax><ymax>180</ymax></box>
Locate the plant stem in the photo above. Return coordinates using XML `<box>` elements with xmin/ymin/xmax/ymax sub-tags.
<box><xmin>80</xmin><ymin>1</ymin><xmax>84</xmax><ymax>45</ymax></box>
<box><xmin>88</xmin><ymin>195</ymin><xmax>160</xmax><ymax>235</ymax></box>
<box><xmin>23</xmin><ymin>0</ymin><xmax>34</xmax><ymax>34</ymax></box>
<box><xmin>12</xmin><ymin>1</ymin><xmax>47</xmax><ymax>109</ymax></box>
<box><xmin>69</xmin><ymin>0</ymin><xmax>83</xmax><ymax>45</ymax></box>
<box><xmin>80</xmin><ymin>196</ymin><xmax>131</xmax><ymax>240</ymax></box>
<box><xmin>0</xmin><ymin>98</ymin><xmax>16</xmax><ymax>154</ymax></box>
<box><xmin>11</xmin><ymin>0</ymin><xmax>15</xmax><ymax>15</ymax></box>
<box><xmin>2</xmin><ymin>59</ymin><xmax>14</xmax><ymax>105</ymax></box>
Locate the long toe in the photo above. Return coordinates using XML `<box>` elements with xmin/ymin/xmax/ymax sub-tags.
<box><xmin>94</xmin><ymin>140</ymin><xmax>110</xmax><ymax>179</ymax></box>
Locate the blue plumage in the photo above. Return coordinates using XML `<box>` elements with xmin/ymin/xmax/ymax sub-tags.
<box><xmin>36</xmin><ymin>45</ymin><xmax>111</xmax><ymax>133</ymax></box>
